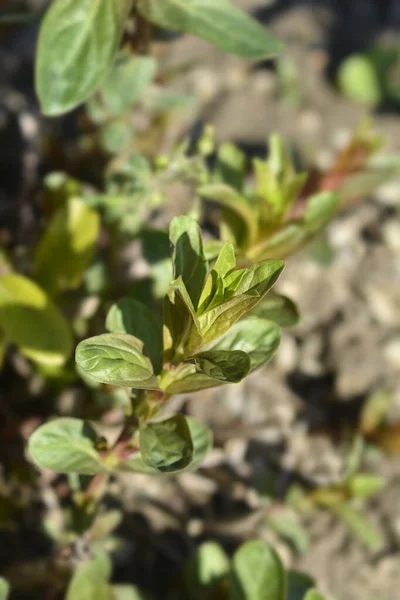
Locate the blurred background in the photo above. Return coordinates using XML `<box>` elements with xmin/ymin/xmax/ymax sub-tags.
<box><xmin>1</xmin><ymin>1</ymin><xmax>400</xmax><ymax>599</ymax></box>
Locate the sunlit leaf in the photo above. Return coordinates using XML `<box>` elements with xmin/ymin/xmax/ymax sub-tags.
<box><xmin>66</xmin><ymin>550</ymin><xmax>112</xmax><ymax>600</ymax></box>
<box><xmin>230</xmin><ymin>540</ymin><xmax>285</xmax><ymax>600</ymax></box>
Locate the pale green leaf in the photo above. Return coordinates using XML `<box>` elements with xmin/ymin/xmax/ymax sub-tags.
<box><xmin>184</xmin><ymin>542</ymin><xmax>230</xmax><ymax>598</ymax></box>
<box><xmin>28</xmin><ymin>418</ymin><xmax>106</xmax><ymax>475</ymax></box>
<box><xmin>137</xmin><ymin>0</ymin><xmax>282</xmax><ymax>59</ymax></box>
<box><xmin>139</xmin><ymin>414</ymin><xmax>194</xmax><ymax>473</ymax></box>
<box><xmin>36</xmin><ymin>0</ymin><xmax>132</xmax><ymax>115</ymax></box>
<box><xmin>303</xmin><ymin>192</ymin><xmax>338</xmax><ymax>234</ymax></box>
<box><xmin>347</xmin><ymin>474</ymin><xmax>386</xmax><ymax>499</ymax></box>
<box><xmin>34</xmin><ymin>198</ymin><xmax>100</xmax><ymax>295</ymax></box>
<box><xmin>304</xmin><ymin>591</ymin><xmax>327</xmax><ymax>600</ymax></box>
<box><xmin>331</xmin><ymin>503</ymin><xmax>383</xmax><ymax>551</ymax></box>
<box><xmin>66</xmin><ymin>550</ymin><xmax>112</xmax><ymax>600</ymax></box>
<box><xmin>76</xmin><ymin>333</ymin><xmax>160</xmax><ymax>389</ymax></box>
<box><xmin>0</xmin><ymin>578</ymin><xmax>10</xmax><ymax>600</ymax></box>
<box><xmin>106</xmin><ymin>297</ymin><xmax>163</xmax><ymax>374</ymax></box>
<box><xmin>0</xmin><ymin>274</ymin><xmax>73</xmax><ymax>366</ymax></box>
<box><xmin>230</xmin><ymin>540</ymin><xmax>285</xmax><ymax>600</ymax></box>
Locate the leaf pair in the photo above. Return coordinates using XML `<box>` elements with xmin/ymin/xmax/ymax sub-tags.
<box><xmin>28</xmin><ymin>415</ymin><xmax>212</xmax><ymax>476</ymax></box>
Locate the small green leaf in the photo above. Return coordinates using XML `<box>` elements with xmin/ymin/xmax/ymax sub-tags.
<box><xmin>199</xmin><ymin>183</ymin><xmax>258</xmax><ymax>248</ymax></box>
<box><xmin>137</xmin><ymin>0</ymin><xmax>282</xmax><ymax>59</ymax></box>
<box><xmin>0</xmin><ymin>578</ymin><xmax>10</xmax><ymax>600</ymax></box>
<box><xmin>106</xmin><ymin>297</ymin><xmax>163</xmax><ymax>374</ymax></box>
<box><xmin>224</xmin><ymin>259</ymin><xmax>285</xmax><ymax>298</ymax></box>
<box><xmin>304</xmin><ymin>591</ymin><xmax>327</xmax><ymax>600</ymax></box>
<box><xmin>347</xmin><ymin>474</ymin><xmax>386</xmax><ymax>499</ymax></box>
<box><xmin>266</xmin><ymin>508</ymin><xmax>309</xmax><ymax>554</ymax></box>
<box><xmin>338</xmin><ymin>54</ymin><xmax>382</xmax><ymax>106</ymax></box>
<box><xmin>102</xmin><ymin>51</ymin><xmax>157</xmax><ymax>113</ymax></box>
<box><xmin>36</xmin><ymin>0</ymin><xmax>132</xmax><ymax>115</ymax></box>
<box><xmin>184</xmin><ymin>542</ymin><xmax>230</xmax><ymax>598</ymax></box>
<box><xmin>76</xmin><ymin>333</ymin><xmax>160</xmax><ymax>389</ymax></box>
<box><xmin>34</xmin><ymin>198</ymin><xmax>100</xmax><ymax>295</ymax></box>
<box><xmin>331</xmin><ymin>502</ymin><xmax>383</xmax><ymax>551</ymax></box>
<box><xmin>198</xmin><ymin>242</ymin><xmax>236</xmax><ymax>312</ymax></box>
<box><xmin>0</xmin><ymin>274</ymin><xmax>73</xmax><ymax>367</ymax></box>
<box><xmin>120</xmin><ymin>417</ymin><xmax>211</xmax><ymax>474</ymax></box>
<box><xmin>216</xmin><ymin>142</ymin><xmax>247</xmax><ymax>191</ymax></box>
<box><xmin>112</xmin><ymin>585</ymin><xmax>151</xmax><ymax>600</ymax></box>
<box><xmin>28</xmin><ymin>418</ymin><xmax>106</xmax><ymax>475</ymax></box>
<box><xmin>100</xmin><ymin>119</ymin><xmax>133</xmax><ymax>153</ymax></box>
<box><xmin>286</xmin><ymin>571</ymin><xmax>315</xmax><ymax>600</ymax></box>
<box><xmin>66</xmin><ymin>550</ymin><xmax>112</xmax><ymax>600</ymax></box>
<box><xmin>303</xmin><ymin>192</ymin><xmax>338</xmax><ymax>234</ymax></box>
<box><xmin>139</xmin><ymin>414</ymin><xmax>194</xmax><ymax>473</ymax></box>
<box><xmin>170</xmin><ymin>216</ymin><xmax>208</xmax><ymax>310</ymax></box>
<box><xmin>190</xmin><ymin>350</ymin><xmax>250</xmax><ymax>383</ymax></box>
<box><xmin>247</xmin><ymin>292</ymin><xmax>300</xmax><ymax>327</ymax></box>
<box><xmin>230</xmin><ymin>540</ymin><xmax>285</xmax><ymax>600</ymax></box>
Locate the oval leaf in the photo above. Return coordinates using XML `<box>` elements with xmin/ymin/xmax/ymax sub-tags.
<box><xmin>230</xmin><ymin>540</ymin><xmax>285</xmax><ymax>600</ymax></box>
<box><xmin>29</xmin><ymin>418</ymin><xmax>106</xmax><ymax>475</ymax></box>
<box><xmin>139</xmin><ymin>414</ymin><xmax>194</xmax><ymax>473</ymax></box>
<box><xmin>66</xmin><ymin>550</ymin><xmax>112</xmax><ymax>600</ymax></box>
<box><xmin>304</xmin><ymin>591</ymin><xmax>327</xmax><ymax>600</ymax></box>
<box><xmin>76</xmin><ymin>333</ymin><xmax>160</xmax><ymax>389</ymax></box>
<box><xmin>0</xmin><ymin>274</ymin><xmax>73</xmax><ymax>366</ymax></box>
<box><xmin>36</xmin><ymin>0</ymin><xmax>132</xmax><ymax>115</ymax></box>
<box><xmin>190</xmin><ymin>350</ymin><xmax>250</xmax><ymax>383</ymax></box>
<box><xmin>137</xmin><ymin>0</ymin><xmax>282</xmax><ymax>60</ymax></box>
<box><xmin>34</xmin><ymin>198</ymin><xmax>100</xmax><ymax>295</ymax></box>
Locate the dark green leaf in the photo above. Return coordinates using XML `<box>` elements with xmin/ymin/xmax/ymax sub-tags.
<box><xmin>137</xmin><ymin>0</ymin><xmax>282</xmax><ymax>59</ymax></box>
<box><xmin>190</xmin><ymin>350</ymin><xmax>250</xmax><ymax>383</ymax></box>
<box><xmin>216</xmin><ymin>142</ymin><xmax>246</xmax><ymax>191</ymax></box>
<box><xmin>28</xmin><ymin>418</ymin><xmax>106</xmax><ymax>475</ymax></box>
<box><xmin>247</xmin><ymin>292</ymin><xmax>300</xmax><ymax>327</ymax></box>
<box><xmin>184</xmin><ymin>542</ymin><xmax>230</xmax><ymax>598</ymax></box>
<box><xmin>34</xmin><ymin>198</ymin><xmax>100</xmax><ymax>295</ymax></box>
<box><xmin>170</xmin><ymin>216</ymin><xmax>208</xmax><ymax>310</ymax></box>
<box><xmin>66</xmin><ymin>550</ymin><xmax>112</xmax><ymax>600</ymax></box>
<box><xmin>106</xmin><ymin>297</ymin><xmax>163</xmax><ymax>374</ymax></box>
<box><xmin>224</xmin><ymin>259</ymin><xmax>285</xmax><ymax>298</ymax></box>
<box><xmin>286</xmin><ymin>571</ymin><xmax>315</xmax><ymax>600</ymax></box>
<box><xmin>230</xmin><ymin>540</ymin><xmax>285</xmax><ymax>600</ymax></box>
<box><xmin>36</xmin><ymin>0</ymin><xmax>131</xmax><ymax>115</ymax></box>
<box><xmin>76</xmin><ymin>333</ymin><xmax>160</xmax><ymax>389</ymax></box>
<box><xmin>0</xmin><ymin>274</ymin><xmax>73</xmax><ymax>367</ymax></box>
<box><xmin>102</xmin><ymin>51</ymin><xmax>157</xmax><ymax>113</ymax></box>
<box><xmin>139</xmin><ymin>414</ymin><xmax>194</xmax><ymax>473</ymax></box>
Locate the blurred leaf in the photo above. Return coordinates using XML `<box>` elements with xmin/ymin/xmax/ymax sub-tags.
<box><xmin>36</xmin><ymin>0</ymin><xmax>132</xmax><ymax>115</ymax></box>
<box><xmin>0</xmin><ymin>274</ymin><xmax>72</xmax><ymax>366</ymax></box>
<box><xmin>360</xmin><ymin>390</ymin><xmax>393</xmax><ymax>435</ymax></box>
<box><xmin>184</xmin><ymin>542</ymin><xmax>230</xmax><ymax>598</ymax></box>
<box><xmin>189</xmin><ymin>349</ymin><xmax>251</xmax><ymax>383</ymax></box>
<box><xmin>170</xmin><ymin>216</ymin><xmax>208</xmax><ymax>310</ymax></box>
<box><xmin>112</xmin><ymin>585</ymin><xmax>152</xmax><ymax>599</ymax></box>
<box><xmin>338</xmin><ymin>54</ymin><xmax>382</xmax><ymax>106</ymax></box>
<box><xmin>102</xmin><ymin>52</ymin><xmax>157</xmax><ymax>113</ymax></box>
<box><xmin>306</xmin><ymin>234</ymin><xmax>335</xmax><ymax>267</ymax></box>
<box><xmin>207</xmin><ymin>316</ymin><xmax>280</xmax><ymax>373</ymax></box>
<box><xmin>34</xmin><ymin>198</ymin><xmax>100</xmax><ymax>295</ymax></box>
<box><xmin>347</xmin><ymin>474</ymin><xmax>386</xmax><ymax>499</ymax></box>
<box><xmin>100</xmin><ymin>119</ymin><xmax>133</xmax><ymax>153</ymax></box>
<box><xmin>216</xmin><ymin>142</ymin><xmax>246</xmax><ymax>191</ymax></box>
<box><xmin>106</xmin><ymin>297</ymin><xmax>163</xmax><ymax>374</ymax></box>
<box><xmin>89</xmin><ymin>510</ymin><xmax>123</xmax><ymax>539</ymax></box>
<box><xmin>331</xmin><ymin>502</ymin><xmax>383</xmax><ymax>551</ymax></box>
<box><xmin>29</xmin><ymin>418</ymin><xmax>106</xmax><ymax>475</ymax></box>
<box><xmin>303</xmin><ymin>191</ymin><xmax>338</xmax><ymax>234</ymax></box>
<box><xmin>266</xmin><ymin>508</ymin><xmax>310</xmax><ymax>554</ymax></box>
<box><xmin>139</xmin><ymin>414</ymin><xmax>194</xmax><ymax>473</ymax></box>
<box><xmin>247</xmin><ymin>292</ymin><xmax>299</xmax><ymax>327</ymax></box>
<box><xmin>76</xmin><ymin>333</ymin><xmax>160</xmax><ymax>389</ymax></box>
<box><xmin>66</xmin><ymin>550</ymin><xmax>112</xmax><ymax>600</ymax></box>
<box><xmin>230</xmin><ymin>540</ymin><xmax>285</xmax><ymax>600</ymax></box>
<box><xmin>286</xmin><ymin>571</ymin><xmax>315</xmax><ymax>600</ymax></box>
<box><xmin>304</xmin><ymin>591</ymin><xmax>327</xmax><ymax>600</ymax></box>
<box><xmin>0</xmin><ymin>329</ymin><xmax>6</xmax><ymax>370</ymax></box>
<box><xmin>137</xmin><ymin>0</ymin><xmax>282</xmax><ymax>60</ymax></box>
<box><xmin>0</xmin><ymin>578</ymin><xmax>9</xmax><ymax>600</ymax></box>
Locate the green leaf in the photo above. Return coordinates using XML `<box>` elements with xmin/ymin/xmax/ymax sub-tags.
<box><xmin>106</xmin><ymin>297</ymin><xmax>163</xmax><ymax>374</ymax></box>
<box><xmin>184</xmin><ymin>542</ymin><xmax>230</xmax><ymax>598</ymax></box>
<box><xmin>286</xmin><ymin>571</ymin><xmax>315</xmax><ymax>600</ymax></box>
<box><xmin>102</xmin><ymin>51</ymin><xmax>157</xmax><ymax>113</ymax></box>
<box><xmin>347</xmin><ymin>474</ymin><xmax>386</xmax><ymax>499</ymax></box>
<box><xmin>0</xmin><ymin>274</ymin><xmax>73</xmax><ymax>367</ymax></box>
<box><xmin>66</xmin><ymin>550</ymin><xmax>112</xmax><ymax>600</ymax></box>
<box><xmin>120</xmin><ymin>417</ymin><xmax>212</xmax><ymax>474</ymax></box>
<box><xmin>207</xmin><ymin>318</ymin><xmax>280</xmax><ymax>373</ymax></box>
<box><xmin>331</xmin><ymin>502</ymin><xmax>383</xmax><ymax>551</ymax></box>
<box><xmin>224</xmin><ymin>259</ymin><xmax>285</xmax><ymax>298</ymax></box>
<box><xmin>139</xmin><ymin>414</ymin><xmax>194</xmax><ymax>473</ymax></box>
<box><xmin>76</xmin><ymin>333</ymin><xmax>160</xmax><ymax>389</ymax></box>
<box><xmin>189</xmin><ymin>350</ymin><xmax>250</xmax><ymax>383</ymax></box>
<box><xmin>36</xmin><ymin>0</ymin><xmax>132</xmax><ymax>115</ymax></box>
<box><xmin>198</xmin><ymin>242</ymin><xmax>236</xmax><ymax>313</ymax></box>
<box><xmin>34</xmin><ymin>198</ymin><xmax>100</xmax><ymax>295</ymax></box>
<box><xmin>137</xmin><ymin>0</ymin><xmax>282</xmax><ymax>59</ymax></box>
<box><xmin>338</xmin><ymin>54</ymin><xmax>382</xmax><ymax>106</ymax></box>
<box><xmin>0</xmin><ymin>578</ymin><xmax>10</xmax><ymax>600</ymax></box>
<box><xmin>170</xmin><ymin>216</ymin><xmax>208</xmax><ymax>310</ymax></box>
<box><xmin>0</xmin><ymin>329</ymin><xmax>6</xmax><ymax>371</ymax></box>
<box><xmin>230</xmin><ymin>540</ymin><xmax>285</xmax><ymax>600</ymax></box>
<box><xmin>304</xmin><ymin>591</ymin><xmax>327</xmax><ymax>600</ymax></box>
<box><xmin>100</xmin><ymin>119</ymin><xmax>133</xmax><ymax>153</ymax></box>
<box><xmin>28</xmin><ymin>418</ymin><xmax>106</xmax><ymax>475</ymax></box>
<box><xmin>112</xmin><ymin>585</ymin><xmax>151</xmax><ymax>600</ymax></box>
<box><xmin>216</xmin><ymin>142</ymin><xmax>247</xmax><ymax>191</ymax></box>
<box><xmin>199</xmin><ymin>183</ymin><xmax>258</xmax><ymax>248</ymax></box>
<box><xmin>247</xmin><ymin>292</ymin><xmax>300</xmax><ymax>327</ymax></box>
<box><xmin>303</xmin><ymin>192</ymin><xmax>338</xmax><ymax>234</ymax></box>
<box><xmin>266</xmin><ymin>508</ymin><xmax>309</xmax><ymax>554</ymax></box>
